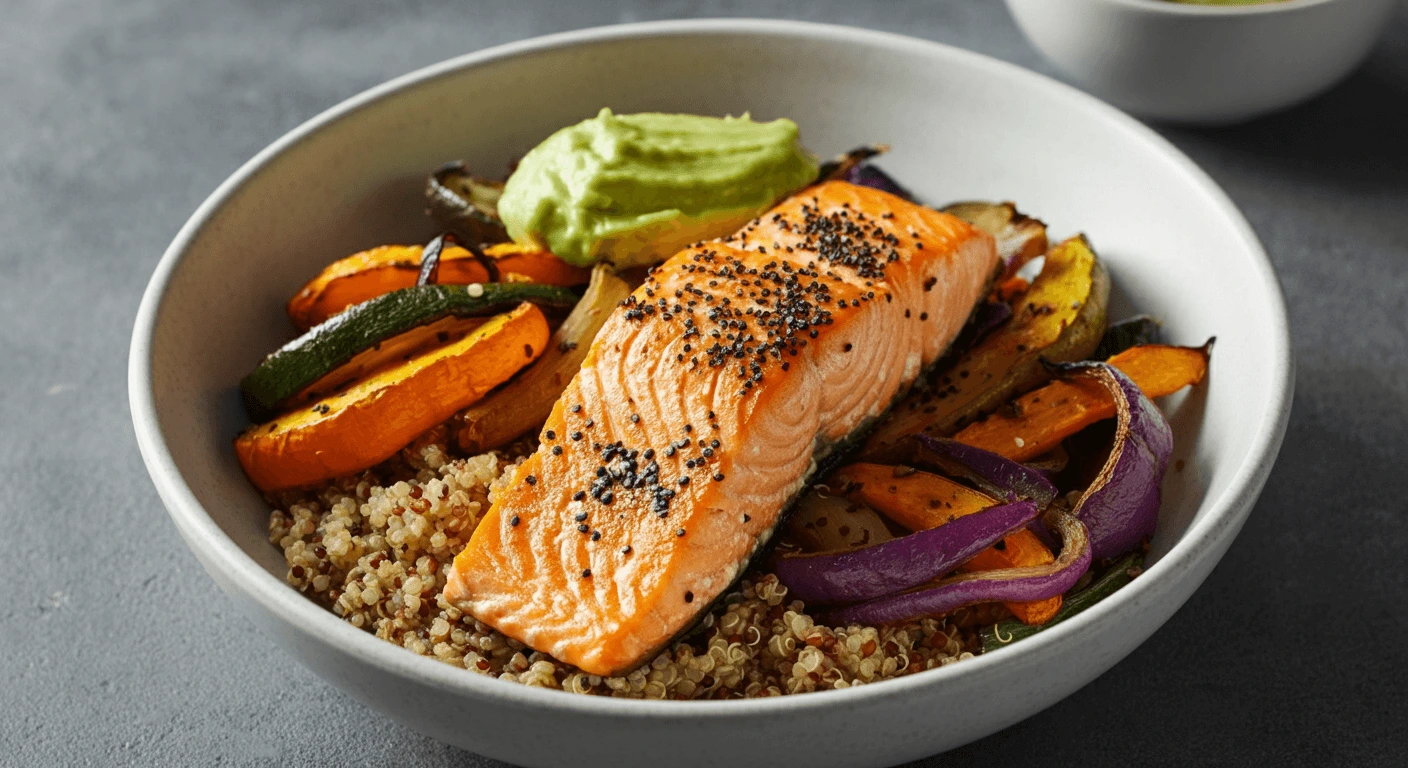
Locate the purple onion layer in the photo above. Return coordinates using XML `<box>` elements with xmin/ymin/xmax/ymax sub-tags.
<box><xmin>774</xmin><ymin>500</ymin><xmax>1040</xmax><ymax>605</ymax></box>
<box><xmin>1051</xmin><ymin>361</ymin><xmax>1174</xmax><ymax>560</ymax></box>
<box><xmin>818</xmin><ymin>511</ymin><xmax>1091</xmax><ymax>627</ymax></box>
<box><xmin>843</xmin><ymin>163</ymin><xmax>915</xmax><ymax>201</ymax></box>
<box><xmin>917</xmin><ymin>435</ymin><xmax>1059</xmax><ymax>508</ymax></box>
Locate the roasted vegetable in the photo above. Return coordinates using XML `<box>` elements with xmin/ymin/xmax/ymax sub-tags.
<box><xmin>951</xmin><ymin>342</ymin><xmax>1212</xmax><ymax>463</ymax></box>
<box><xmin>774</xmin><ymin>500</ymin><xmax>1040</xmax><ymax>605</ymax></box>
<box><xmin>1048</xmin><ymin>360</ymin><xmax>1174</xmax><ymax>560</ymax></box>
<box><xmin>816</xmin><ymin>508</ymin><xmax>1090</xmax><ymax>628</ymax></box>
<box><xmin>815</xmin><ymin>147</ymin><xmax>915</xmax><ymax>201</ymax></box>
<box><xmin>831</xmin><ymin>463</ymin><xmax>994</xmax><ymax>533</ymax></box>
<box><xmin>941</xmin><ymin>201</ymin><xmax>1048</xmax><ymax>280</ymax></box>
<box><xmin>831</xmin><ymin>461</ymin><xmax>1061</xmax><ymax>624</ymax></box>
<box><xmin>425</xmin><ymin>161</ymin><xmax>510</xmax><ymax>246</ymax></box>
<box><xmin>816</xmin><ymin>145</ymin><xmax>888</xmax><ymax>183</ymax></box>
<box><xmin>481</xmin><ymin>242</ymin><xmax>592</xmax><ymax>286</ymax></box>
<box><xmin>980</xmin><ymin>551</ymin><xmax>1144</xmax><ymax>653</ymax></box>
<box><xmin>286</xmin><ymin>243</ymin><xmax>492</xmax><ymax>332</ymax></box>
<box><xmin>1093</xmin><ymin>314</ymin><xmax>1161</xmax><ymax>361</ymax></box>
<box><xmin>244</xmin><ymin>282</ymin><xmax>578</xmax><ymax>422</ymax></box>
<box><xmin>783</xmin><ymin>489</ymin><xmax>896</xmax><ymax>553</ymax></box>
<box><xmin>456</xmin><ymin>265</ymin><xmax>630</xmax><ymax>453</ymax></box>
<box><xmin>862</xmin><ymin>234</ymin><xmax>1110</xmax><ymax>461</ymax></box>
<box><xmin>235</xmin><ymin>303</ymin><xmax>550</xmax><ymax>492</ymax></box>
<box><xmin>280</xmin><ymin>314</ymin><xmax>488</xmax><ymax>413</ymax></box>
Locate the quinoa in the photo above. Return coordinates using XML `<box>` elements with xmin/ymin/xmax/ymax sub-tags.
<box><xmin>268</xmin><ymin>437</ymin><xmax>985</xmax><ymax>699</ymax></box>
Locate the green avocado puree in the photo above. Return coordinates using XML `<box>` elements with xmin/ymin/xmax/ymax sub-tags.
<box><xmin>498</xmin><ymin>109</ymin><xmax>818</xmax><ymax>268</ymax></box>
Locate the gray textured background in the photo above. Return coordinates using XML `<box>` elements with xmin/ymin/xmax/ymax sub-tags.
<box><xmin>3</xmin><ymin>1</ymin><xmax>1406</xmax><ymax>765</ymax></box>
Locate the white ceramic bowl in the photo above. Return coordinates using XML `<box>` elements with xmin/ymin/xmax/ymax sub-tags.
<box><xmin>1005</xmin><ymin>0</ymin><xmax>1400</xmax><ymax>124</ymax></box>
<box><xmin>129</xmin><ymin>20</ymin><xmax>1292</xmax><ymax>767</ymax></box>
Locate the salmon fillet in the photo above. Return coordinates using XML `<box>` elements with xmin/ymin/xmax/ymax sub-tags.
<box><xmin>445</xmin><ymin>181</ymin><xmax>999</xmax><ymax>676</ymax></box>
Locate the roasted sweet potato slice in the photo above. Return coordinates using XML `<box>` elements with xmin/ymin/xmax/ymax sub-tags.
<box><xmin>481</xmin><ymin>242</ymin><xmax>592</xmax><ymax>287</ymax></box>
<box><xmin>952</xmin><ymin>342</ymin><xmax>1212</xmax><ymax>462</ymax></box>
<box><xmin>286</xmin><ymin>244</ymin><xmax>491</xmax><ymax>332</ymax></box>
<box><xmin>236</xmin><ymin>303</ymin><xmax>549</xmax><ymax>492</ymax></box>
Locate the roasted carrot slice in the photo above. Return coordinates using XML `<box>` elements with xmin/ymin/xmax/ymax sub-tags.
<box><xmin>832</xmin><ymin>462</ymin><xmax>993</xmax><ymax>531</ymax></box>
<box><xmin>830</xmin><ymin>463</ymin><xmax>1061</xmax><ymax>624</ymax></box>
<box><xmin>953</xmin><ymin>342</ymin><xmax>1211</xmax><ymax>463</ymax></box>
<box><xmin>286</xmin><ymin>244</ymin><xmax>492</xmax><ymax>331</ymax></box>
<box><xmin>236</xmin><ymin>303</ymin><xmax>549</xmax><ymax>492</ymax></box>
<box><xmin>481</xmin><ymin>242</ymin><xmax>592</xmax><ymax>286</ymax></box>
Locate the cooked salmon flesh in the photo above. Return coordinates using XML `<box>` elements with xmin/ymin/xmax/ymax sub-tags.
<box><xmin>446</xmin><ymin>181</ymin><xmax>1000</xmax><ymax>676</ymax></box>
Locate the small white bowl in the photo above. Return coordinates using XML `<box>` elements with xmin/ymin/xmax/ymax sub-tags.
<box><xmin>1005</xmin><ymin>0</ymin><xmax>1400</xmax><ymax>124</ymax></box>
<box><xmin>129</xmin><ymin>19</ymin><xmax>1293</xmax><ymax>768</ymax></box>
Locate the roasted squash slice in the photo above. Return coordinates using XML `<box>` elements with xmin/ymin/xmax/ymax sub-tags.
<box><xmin>861</xmin><ymin>234</ymin><xmax>1109</xmax><ymax>462</ymax></box>
<box><xmin>287</xmin><ymin>244</ymin><xmax>492</xmax><ymax>332</ymax></box>
<box><xmin>829</xmin><ymin>462</ymin><xmax>1061</xmax><ymax>624</ymax></box>
<box><xmin>236</xmin><ymin>303</ymin><xmax>549</xmax><ymax>492</ymax></box>
<box><xmin>481</xmin><ymin>242</ymin><xmax>592</xmax><ymax>287</ymax></box>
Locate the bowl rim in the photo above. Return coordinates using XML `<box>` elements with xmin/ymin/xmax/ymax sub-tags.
<box><xmin>1092</xmin><ymin>0</ymin><xmax>1336</xmax><ymax>16</ymax></box>
<box><xmin>128</xmin><ymin>17</ymin><xmax>1293</xmax><ymax>718</ymax></box>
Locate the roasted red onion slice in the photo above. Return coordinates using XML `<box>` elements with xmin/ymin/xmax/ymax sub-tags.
<box><xmin>916</xmin><ymin>434</ymin><xmax>1058</xmax><ymax>507</ymax></box>
<box><xmin>1050</xmin><ymin>360</ymin><xmax>1174</xmax><ymax>559</ymax></box>
<box><xmin>844</xmin><ymin>163</ymin><xmax>915</xmax><ymax>201</ymax></box>
<box><xmin>817</xmin><ymin>510</ymin><xmax>1091</xmax><ymax>627</ymax></box>
<box><xmin>774</xmin><ymin>500</ymin><xmax>1040</xmax><ymax>605</ymax></box>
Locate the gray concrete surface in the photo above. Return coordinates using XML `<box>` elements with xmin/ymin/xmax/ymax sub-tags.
<box><xmin>2</xmin><ymin>1</ymin><xmax>1405</xmax><ymax>765</ymax></box>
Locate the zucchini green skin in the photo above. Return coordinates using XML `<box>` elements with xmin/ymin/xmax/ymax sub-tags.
<box><xmin>979</xmin><ymin>551</ymin><xmax>1145</xmax><ymax>653</ymax></box>
<box><xmin>240</xmin><ymin>283</ymin><xmax>579</xmax><ymax>422</ymax></box>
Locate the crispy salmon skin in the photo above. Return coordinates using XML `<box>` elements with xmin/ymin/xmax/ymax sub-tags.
<box><xmin>446</xmin><ymin>181</ymin><xmax>999</xmax><ymax>676</ymax></box>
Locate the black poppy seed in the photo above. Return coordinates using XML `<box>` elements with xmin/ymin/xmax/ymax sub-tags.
<box><xmin>685</xmin><ymin>591</ymin><xmax>694</xmax><ymax>603</ymax></box>
<box><xmin>524</xmin><ymin>475</ymin><xmax>537</xmax><ymax>485</ymax></box>
<box><xmin>509</xmin><ymin>515</ymin><xmax>520</xmax><ymax>527</ymax></box>
<box><xmin>664</xmin><ymin>446</ymin><xmax>676</xmax><ymax>457</ymax></box>
<box><xmin>571</xmin><ymin>431</ymin><xmax>583</xmax><ymax>441</ymax></box>
<box><xmin>574</xmin><ymin>512</ymin><xmax>587</xmax><ymax>522</ymax></box>
<box><xmin>920</xmin><ymin>312</ymin><xmax>928</xmax><ymax>321</ymax></box>
<box><xmin>600</xmin><ymin>491</ymin><xmax>614</xmax><ymax>504</ymax></box>
<box><xmin>714</xmin><ymin>472</ymin><xmax>725</xmax><ymax>482</ymax></box>
<box><xmin>596</xmin><ymin>467</ymin><xmax>606</xmax><ymax>477</ymax></box>
<box><xmin>573</xmin><ymin>490</ymin><xmax>586</xmax><ymax>502</ymax></box>
<box><xmin>631</xmin><ymin>413</ymin><xmax>640</xmax><ymax>423</ymax></box>
<box><xmin>582</xmin><ymin>569</ymin><xmax>592</xmax><ymax>578</ymax></box>
<box><xmin>571</xmin><ymin>404</ymin><xmax>582</xmax><ymax>413</ymax></box>
<box><xmin>577</xmin><ymin>523</ymin><xmax>589</xmax><ymax>533</ymax></box>
<box><xmin>643</xmin><ymin>448</ymin><xmax>655</xmax><ymax>459</ymax></box>
<box><xmin>591</xmin><ymin>531</ymin><xmax>601</xmax><ymax>541</ymax></box>
<box><xmin>677</xmin><ymin>528</ymin><xmax>687</xmax><ymax>537</ymax></box>
<box><xmin>684</xmin><ymin>424</ymin><xmax>693</xmax><ymax>433</ymax></box>
<box><xmin>585</xmin><ymin>419</ymin><xmax>594</xmax><ymax>428</ymax></box>
<box><xmin>544</xmin><ymin>430</ymin><xmax>556</xmax><ymax>440</ymax></box>
<box><xmin>678</xmin><ymin>476</ymin><xmax>690</xmax><ymax>486</ymax></box>
<box><xmin>551</xmin><ymin>445</ymin><xmax>563</xmax><ymax>456</ymax></box>
<box><xmin>622</xmin><ymin>546</ymin><xmax>632</xmax><ymax>555</ymax></box>
<box><xmin>843</xmin><ymin>343</ymin><xmax>853</xmax><ymax>352</ymax></box>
